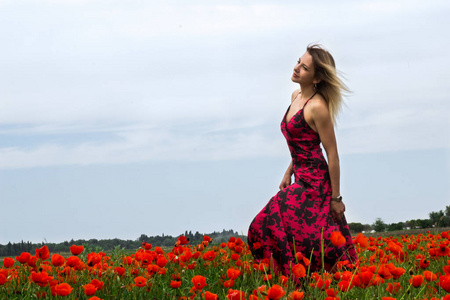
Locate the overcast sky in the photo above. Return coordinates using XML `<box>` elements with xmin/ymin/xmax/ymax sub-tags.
<box><xmin>1</xmin><ymin>0</ymin><xmax>449</xmax><ymax>244</ymax></box>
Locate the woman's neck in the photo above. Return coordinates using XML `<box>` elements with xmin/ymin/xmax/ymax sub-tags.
<box><xmin>299</xmin><ymin>85</ymin><xmax>316</xmax><ymax>101</ymax></box>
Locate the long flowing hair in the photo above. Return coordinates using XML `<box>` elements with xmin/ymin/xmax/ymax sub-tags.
<box><xmin>307</xmin><ymin>44</ymin><xmax>349</xmax><ymax>124</ymax></box>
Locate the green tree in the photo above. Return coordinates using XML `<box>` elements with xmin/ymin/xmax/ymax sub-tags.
<box><xmin>429</xmin><ymin>210</ymin><xmax>444</xmax><ymax>227</ymax></box>
<box><xmin>362</xmin><ymin>224</ymin><xmax>372</xmax><ymax>232</ymax></box>
<box><xmin>387</xmin><ymin>222</ymin><xmax>404</xmax><ymax>231</ymax></box>
<box><xmin>138</xmin><ymin>234</ymin><xmax>149</xmax><ymax>242</ymax></box>
<box><xmin>372</xmin><ymin>218</ymin><xmax>387</xmax><ymax>232</ymax></box>
<box><xmin>348</xmin><ymin>222</ymin><xmax>364</xmax><ymax>233</ymax></box>
<box><xmin>417</xmin><ymin>219</ymin><xmax>432</xmax><ymax>228</ymax></box>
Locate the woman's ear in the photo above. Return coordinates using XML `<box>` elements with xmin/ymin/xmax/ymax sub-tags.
<box><xmin>313</xmin><ymin>78</ymin><xmax>322</xmax><ymax>85</ymax></box>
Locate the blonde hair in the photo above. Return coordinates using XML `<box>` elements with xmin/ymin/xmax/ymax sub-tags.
<box><xmin>307</xmin><ymin>44</ymin><xmax>349</xmax><ymax>124</ymax></box>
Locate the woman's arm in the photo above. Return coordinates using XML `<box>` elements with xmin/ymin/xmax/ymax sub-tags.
<box><xmin>279</xmin><ymin>160</ymin><xmax>293</xmax><ymax>190</ymax></box>
<box><xmin>309</xmin><ymin>100</ymin><xmax>345</xmax><ymax>221</ymax></box>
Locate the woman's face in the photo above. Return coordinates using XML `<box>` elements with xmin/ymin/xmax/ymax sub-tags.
<box><xmin>291</xmin><ymin>52</ymin><xmax>317</xmax><ymax>85</ymax></box>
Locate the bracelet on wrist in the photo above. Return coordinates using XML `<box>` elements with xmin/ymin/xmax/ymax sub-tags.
<box><xmin>331</xmin><ymin>195</ymin><xmax>343</xmax><ymax>202</ymax></box>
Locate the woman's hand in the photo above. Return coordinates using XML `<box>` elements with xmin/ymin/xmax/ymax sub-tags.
<box><xmin>330</xmin><ymin>200</ymin><xmax>345</xmax><ymax>222</ymax></box>
<box><xmin>279</xmin><ymin>173</ymin><xmax>292</xmax><ymax>190</ymax></box>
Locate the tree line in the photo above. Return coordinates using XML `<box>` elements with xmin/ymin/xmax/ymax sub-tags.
<box><xmin>0</xmin><ymin>229</ymin><xmax>245</xmax><ymax>257</ymax></box>
<box><xmin>348</xmin><ymin>205</ymin><xmax>450</xmax><ymax>233</ymax></box>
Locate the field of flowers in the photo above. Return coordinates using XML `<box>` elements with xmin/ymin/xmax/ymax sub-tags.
<box><xmin>1</xmin><ymin>231</ymin><xmax>449</xmax><ymax>299</ymax></box>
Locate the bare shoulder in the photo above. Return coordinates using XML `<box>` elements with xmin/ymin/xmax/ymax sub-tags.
<box><xmin>290</xmin><ymin>89</ymin><xmax>300</xmax><ymax>103</ymax></box>
<box><xmin>308</xmin><ymin>95</ymin><xmax>331</xmax><ymax>121</ymax></box>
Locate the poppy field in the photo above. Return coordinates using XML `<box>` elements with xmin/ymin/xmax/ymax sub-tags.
<box><xmin>1</xmin><ymin>231</ymin><xmax>450</xmax><ymax>299</ymax></box>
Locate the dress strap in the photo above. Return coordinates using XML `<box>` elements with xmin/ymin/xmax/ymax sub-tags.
<box><xmin>302</xmin><ymin>91</ymin><xmax>318</xmax><ymax>109</ymax></box>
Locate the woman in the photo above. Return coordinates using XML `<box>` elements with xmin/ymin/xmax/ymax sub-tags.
<box><xmin>247</xmin><ymin>44</ymin><xmax>357</xmax><ymax>275</ymax></box>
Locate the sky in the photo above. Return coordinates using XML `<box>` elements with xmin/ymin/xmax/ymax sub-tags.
<box><xmin>1</xmin><ymin>0</ymin><xmax>449</xmax><ymax>244</ymax></box>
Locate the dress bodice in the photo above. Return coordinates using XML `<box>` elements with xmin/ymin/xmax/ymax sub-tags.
<box><xmin>281</xmin><ymin>104</ymin><xmax>330</xmax><ymax>184</ymax></box>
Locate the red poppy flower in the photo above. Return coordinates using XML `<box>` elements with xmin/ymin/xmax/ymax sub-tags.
<box><xmin>0</xmin><ymin>274</ymin><xmax>7</xmax><ymax>286</ymax></box>
<box><xmin>409</xmin><ymin>275</ymin><xmax>424</xmax><ymax>288</ymax></box>
<box><xmin>15</xmin><ymin>252</ymin><xmax>31</xmax><ymax>264</ymax></box>
<box><xmin>202</xmin><ymin>251</ymin><xmax>216</xmax><ymax>261</ymax></box>
<box><xmin>3</xmin><ymin>257</ymin><xmax>14</xmax><ymax>268</ymax></box>
<box><xmin>187</xmin><ymin>262</ymin><xmax>196</xmax><ymax>269</ymax></box>
<box><xmin>147</xmin><ymin>264</ymin><xmax>159</xmax><ymax>274</ymax></box>
<box><xmin>377</xmin><ymin>264</ymin><xmax>392</xmax><ymax>279</ymax></box>
<box><xmin>252</xmin><ymin>242</ymin><xmax>261</xmax><ymax>250</ymax></box>
<box><xmin>360</xmin><ymin>270</ymin><xmax>374</xmax><ymax>286</ymax></box>
<box><xmin>439</xmin><ymin>274</ymin><xmax>450</xmax><ymax>293</ymax></box>
<box><xmin>388</xmin><ymin>242</ymin><xmax>403</xmax><ymax>255</ymax></box>
<box><xmin>170</xmin><ymin>280</ymin><xmax>181</xmax><ymax>288</ymax></box>
<box><xmin>192</xmin><ymin>251</ymin><xmax>201</xmax><ymax>259</ymax></box>
<box><xmin>54</xmin><ymin>283</ymin><xmax>73</xmax><ymax>296</ymax></box>
<box><xmin>338</xmin><ymin>280</ymin><xmax>352</xmax><ymax>291</ymax></box>
<box><xmin>66</xmin><ymin>256</ymin><xmax>81</xmax><ymax>268</ymax></box>
<box><xmin>227</xmin><ymin>289</ymin><xmax>246</xmax><ymax>300</ymax></box>
<box><xmin>114</xmin><ymin>266</ymin><xmax>125</xmax><ymax>276</ymax></box>
<box><xmin>231</xmin><ymin>253</ymin><xmax>239</xmax><ymax>261</ymax></box>
<box><xmin>227</xmin><ymin>242</ymin><xmax>236</xmax><ymax>251</ymax></box>
<box><xmin>390</xmin><ymin>266</ymin><xmax>405</xmax><ymax>279</ymax></box>
<box><xmin>51</xmin><ymin>254</ymin><xmax>65</xmax><ymax>267</ymax></box>
<box><xmin>223</xmin><ymin>279</ymin><xmax>234</xmax><ymax>288</ymax></box>
<box><xmin>175</xmin><ymin>235</ymin><xmax>189</xmax><ymax>246</ymax></box>
<box><xmin>423</xmin><ymin>270</ymin><xmax>437</xmax><ymax>281</ymax></box>
<box><xmin>83</xmin><ymin>283</ymin><xmax>97</xmax><ymax>296</ymax></box>
<box><xmin>134</xmin><ymin>276</ymin><xmax>147</xmax><ymax>287</ymax></box>
<box><xmin>279</xmin><ymin>275</ymin><xmax>288</xmax><ymax>286</ymax></box>
<box><xmin>253</xmin><ymin>285</ymin><xmax>267</xmax><ymax>296</ymax></box>
<box><xmin>292</xmin><ymin>263</ymin><xmax>306</xmax><ymax>278</ymax></box>
<box><xmin>30</xmin><ymin>271</ymin><xmax>51</xmax><ymax>286</ymax></box>
<box><xmin>203</xmin><ymin>235</ymin><xmax>213</xmax><ymax>243</ymax></box>
<box><xmin>87</xmin><ymin>253</ymin><xmax>102</xmax><ymax>266</ymax></box>
<box><xmin>156</xmin><ymin>256</ymin><xmax>167</xmax><ymax>267</ymax></box>
<box><xmin>330</xmin><ymin>231</ymin><xmax>346</xmax><ymax>247</ymax></box>
<box><xmin>203</xmin><ymin>291</ymin><xmax>218</xmax><ymax>300</ymax></box>
<box><xmin>326</xmin><ymin>288</ymin><xmax>338</xmax><ymax>297</ymax></box>
<box><xmin>437</xmin><ymin>244</ymin><xmax>450</xmax><ymax>256</ymax></box>
<box><xmin>290</xmin><ymin>290</ymin><xmax>305</xmax><ymax>300</ymax></box>
<box><xmin>36</xmin><ymin>246</ymin><xmax>50</xmax><ymax>260</ymax></box>
<box><xmin>372</xmin><ymin>275</ymin><xmax>384</xmax><ymax>286</ymax></box>
<box><xmin>142</xmin><ymin>242</ymin><xmax>152</xmax><ymax>250</ymax></box>
<box><xmin>234</xmin><ymin>246</ymin><xmax>243</xmax><ymax>254</ymax></box>
<box><xmin>191</xmin><ymin>275</ymin><xmax>207</xmax><ymax>290</ymax></box>
<box><xmin>386</xmin><ymin>282</ymin><xmax>402</xmax><ymax>294</ymax></box>
<box><xmin>353</xmin><ymin>233</ymin><xmax>368</xmax><ymax>248</ymax></box>
<box><xmin>123</xmin><ymin>256</ymin><xmax>133</xmax><ymax>265</ymax></box>
<box><xmin>267</xmin><ymin>284</ymin><xmax>285</xmax><ymax>300</ymax></box>
<box><xmin>70</xmin><ymin>245</ymin><xmax>84</xmax><ymax>256</ymax></box>
<box><xmin>90</xmin><ymin>279</ymin><xmax>104</xmax><ymax>290</ymax></box>
<box><xmin>443</xmin><ymin>265</ymin><xmax>450</xmax><ymax>275</ymax></box>
<box><xmin>263</xmin><ymin>274</ymin><xmax>272</xmax><ymax>281</ymax></box>
<box><xmin>27</xmin><ymin>256</ymin><xmax>37</xmax><ymax>267</ymax></box>
<box><xmin>227</xmin><ymin>268</ymin><xmax>241</xmax><ymax>280</ymax></box>
<box><xmin>419</xmin><ymin>258</ymin><xmax>430</xmax><ymax>269</ymax></box>
<box><xmin>172</xmin><ymin>246</ymin><xmax>184</xmax><ymax>255</ymax></box>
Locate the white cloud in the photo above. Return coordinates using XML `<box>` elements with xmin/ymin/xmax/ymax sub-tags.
<box><xmin>0</xmin><ymin>124</ymin><xmax>288</xmax><ymax>169</ymax></box>
<box><xmin>1</xmin><ymin>0</ymin><xmax>449</xmax><ymax>169</ymax></box>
